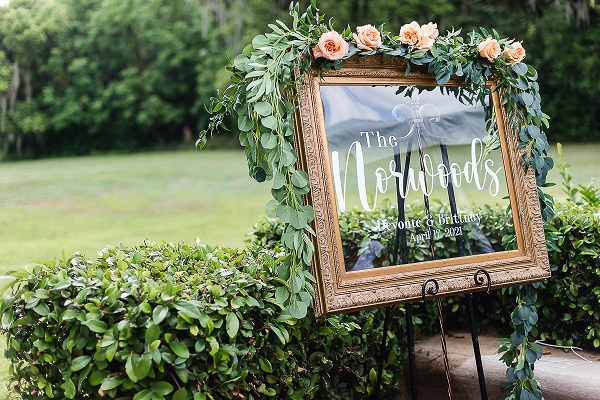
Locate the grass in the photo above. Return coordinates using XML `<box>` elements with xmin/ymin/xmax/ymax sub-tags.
<box><xmin>0</xmin><ymin>143</ymin><xmax>597</xmax><ymax>397</ymax></box>
<box><xmin>1</xmin><ymin>144</ymin><xmax>596</xmax><ymax>272</ymax></box>
<box><xmin>0</xmin><ymin>149</ymin><xmax>271</xmax><ymax>273</ymax></box>
<box><xmin>0</xmin><ymin>149</ymin><xmax>272</xmax><ymax>398</ymax></box>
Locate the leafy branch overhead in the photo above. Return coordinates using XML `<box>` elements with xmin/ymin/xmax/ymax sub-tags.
<box><xmin>202</xmin><ymin>1</ymin><xmax>552</xmax><ymax>399</ymax></box>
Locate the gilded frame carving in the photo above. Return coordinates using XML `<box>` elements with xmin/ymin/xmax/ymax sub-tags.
<box><xmin>294</xmin><ymin>56</ymin><xmax>550</xmax><ymax>316</ymax></box>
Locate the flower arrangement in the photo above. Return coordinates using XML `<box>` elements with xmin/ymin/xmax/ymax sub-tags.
<box><xmin>200</xmin><ymin>2</ymin><xmax>551</xmax><ymax>399</ymax></box>
<box><xmin>311</xmin><ymin>22</ymin><xmax>526</xmax><ymax>71</ymax></box>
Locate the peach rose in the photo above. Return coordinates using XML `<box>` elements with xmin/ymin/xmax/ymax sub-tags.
<box><xmin>503</xmin><ymin>42</ymin><xmax>526</xmax><ymax>64</ymax></box>
<box><xmin>313</xmin><ymin>31</ymin><xmax>349</xmax><ymax>60</ymax></box>
<box><xmin>353</xmin><ymin>24</ymin><xmax>382</xmax><ymax>50</ymax></box>
<box><xmin>420</xmin><ymin>22</ymin><xmax>439</xmax><ymax>40</ymax></box>
<box><xmin>416</xmin><ymin>33</ymin><xmax>435</xmax><ymax>50</ymax></box>
<box><xmin>478</xmin><ymin>37</ymin><xmax>501</xmax><ymax>62</ymax></box>
<box><xmin>415</xmin><ymin>23</ymin><xmax>439</xmax><ymax>50</ymax></box>
<box><xmin>399</xmin><ymin>21</ymin><xmax>421</xmax><ymax>46</ymax></box>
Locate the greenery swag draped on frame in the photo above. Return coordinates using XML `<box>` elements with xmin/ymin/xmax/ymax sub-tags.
<box><xmin>202</xmin><ymin>2</ymin><xmax>553</xmax><ymax>399</ymax></box>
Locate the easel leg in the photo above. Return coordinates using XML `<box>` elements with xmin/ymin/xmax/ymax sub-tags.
<box><xmin>373</xmin><ymin>303</ymin><xmax>418</xmax><ymax>400</ymax></box>
<box><xmin>466</xmin><ymin>293</ymin><xmax>488</xmax><ymax>400</ymax></box>
<box><xmin>374</xmin><ymin>306</ymin><xmax>392</xmax><ymax>399</ymax></box>
<box><xmin>406</xmin><ymin>303</ymin><xmax>418</xmax><ymax>400</ymax></box>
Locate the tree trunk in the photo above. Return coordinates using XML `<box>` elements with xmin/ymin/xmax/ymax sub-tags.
<box><xmin>183</xmin><ymin>125</ymin><xmax>193</xmax><ymax>144</ymax></box>
<box><xmin>24</xmin><ymin>65</ymin><xmax>32</xmax><ymax>101</ymax></box>
<box><xmin>9</xmin><ymin>62</ymin><xmax>19</xmax><ymax>110</ymax></box>
<box><xmin>6</xmin><ymin>62</ymin><xmax>20</xmax><ymax>157</ymax></box>
<box><xmin>15</xmin><ymin>132</ymin><xmax>22</xmax><ymax>157</ymax></box>
<box><xmin>0</xmin><ymin>95</ymin><xmax>6</xmax><ymax>157</ymax></box>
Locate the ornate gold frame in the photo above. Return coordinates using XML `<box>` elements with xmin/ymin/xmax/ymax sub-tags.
<box><xmin>294</xmin><ymin>56</ymin><xmax>550</xmax><ymax>316</ymax></box>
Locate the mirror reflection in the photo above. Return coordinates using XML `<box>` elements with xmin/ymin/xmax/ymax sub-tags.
<box><xmin>320</xmin><ymin>85</ymin><xmax>514</xmax><ymax>272</ymax></box>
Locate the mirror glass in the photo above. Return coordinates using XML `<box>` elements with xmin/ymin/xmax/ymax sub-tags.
<box><xmin>320</xmin><ymin>85</ymin><xmax>514</xmax><ymax>272</ymax></box>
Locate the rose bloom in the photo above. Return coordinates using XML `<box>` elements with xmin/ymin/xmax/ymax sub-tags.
<box><xmin>313</xmin><ymin>31</ymin><xmax>349</xmax><ymax>60</ymax></box>
<box><xmin>399</xmin><ymin>21</ymin><xmax>421</xmax><ymax>46</ymax></box>
<box><xmin>415</xmin><ymin>23</ymin><xmax>439</xmax><ymax>50</ymax></box>
<box><xmin>416</xmin><ymin>33</ymin><xmax>435</xmax><ymax>50</ymax></box>
<box><xmin>353</xmin><ymin>24</ymin><xmax>382</xmax><ymax>50</ymax></box>
<box><xmin>503</xmin><ymin>42</ymin><xmax>526</xmax><ymax>64</ymax></box>
<box><xmin>478</xmin><ymin>37</ymin><xmax>501</xmax><ymax>62</ymax></box>
<box><xmin>420</xmin><ymin>22</ymin><xmax>439</xmax><ymax>40</ymax></box>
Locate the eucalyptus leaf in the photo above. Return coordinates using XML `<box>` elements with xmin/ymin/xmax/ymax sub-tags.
<box><xmin>252</xmin><ymin>34</ymin><xmax>270</xmax><ymax>49</ymax></box>
<box><xmin>512</xmin><ymin>62</ymin><xmax>528</xmax><ymax>76</ymax></box>
<box><xmin>290</xmin><ymin>170</ymin><xmax>309</xmax><ymax>188</ymax></box>
<box><xmin>276</xmin><ymin>204</ymin><xmax>298</xmax><ymax>225</ymax></box>
<box><xmin>253</xmin><ymin>167</ymin><xmax>267</xmax><ymax>183</ymax></box>
<box><xmin>521</xmin><ymin>92</ymin><xmax>534</xmax><ymax>106</ymax></box>
<box><xmin>290</xmin><ymin>210</ymin><xmax>308</xmax><ymax>229</ymax></box>
<box><xmin>265</xmin><ymin>199</ymin><xmax>280</xmax><ymax>217</ymax></box>
<box><xmin>237</xmin><ymin>115</ymin><xmax>254</xmax><ymax>132</ymax></box>
<box><xmin>277</xmin><ymin>264</ymin><xmax>290</xmax><ymax>281</ymax></box>
<box><xmin>261</xmin><ymin>115</ymin><xmax>278</xmax><ymax>130</ymax></box>
<box><xmin>272</xmin><ymin>173</ymin><xmax>286</xmax><ymax>190</ymax></box>
<box><xmin>275</xmin><ymin>287</ymin><xmax>290</xmax><ymax>304</ymax></box>
<box><xmin>260</xmin><ymin>132</ymin><xmax>278</xmax><ymax>149</ymax></box>
<box><xmin>527</xmin><ymin>125</ymin><xmax>541</xmax><ymax>139</ymax></box>
<box><xmin>254</xmin><ymin>101</ymin><xmax>273</xmax><ymax>116</ymax></box>
<box><xmin>287</xmin><ymin>300</ymin><xmax>308</xmax><ymax>319</ymax></box>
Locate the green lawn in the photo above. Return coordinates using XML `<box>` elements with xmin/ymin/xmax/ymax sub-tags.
<box><xmin>0</xmin><ymin>149</ymin><xmax>272</xmax><ymax>398</ymax></box>
<box><xmin>1</xmin><ymin>144</ymin><xmax>597</xmax><ymax>273</ymax></box>
<box><xmin>544</xmin><ymin>143</ymin><xmax>600</xmax><ymax>199</ymax></box>
<box><xmin>0</xmin><ymin>143</ymin><xmax>597</xmax><ymax>397</ymax></box>
<box><xmin>0</xmin><ymin>149</ymin><xmax>271</xmax><ymax>273</ymax></box>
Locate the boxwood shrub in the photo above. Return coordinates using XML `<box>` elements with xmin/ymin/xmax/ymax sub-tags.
<box><xmin>0</xmin><ymin>242</ymin><xmax>406</xmax><ymax>399</ymax></box>
<box><xmin>1</xmin><ymin>168</ymin><xmax>598</xmax><ymax>399</ymax></box>
<box><xmin>250</xmin><ymin>190</ymin><xmax>600</xmax><ymax>350</ymax></box>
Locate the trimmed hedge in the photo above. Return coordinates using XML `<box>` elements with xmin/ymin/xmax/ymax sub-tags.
<box><xmin>0</xmin><ymin>242</ymin><xmax>406</xmax><ymax>399</ymax></box>
<box><xmin>2</xmin><ymin>166</ymin><xmax>598</xmax><ymax>399</ymax></box>
<box><xmin>250</xmin><ymin>196</ymin><xmax>600</xmax><ymax>350</ymax></box>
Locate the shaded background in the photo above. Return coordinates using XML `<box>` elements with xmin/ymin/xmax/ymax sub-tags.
<box><xmin>0</xmin><ymin>0</ymin><xmax>598</xmax><ymax>160</ymax></box>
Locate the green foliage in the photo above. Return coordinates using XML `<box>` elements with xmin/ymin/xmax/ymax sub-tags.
<box><xmin>204</xmin><ymin>0</ymin><xmax>553</xmax><ymax>325</ymax></box>
<box><xmin>250</xmin><ymin>181</ymin><xmax>600</xmax><ymax>398</ymax></box>
<box><xmin>0</xmin><ymin>242</ymin><xmax>406</xmax><ymax>399</ymax></box>
<box><xmin>251</xmin><ymin>201</ymin><xmax>511</xmax><ymax>268</ymax></box>
<box><xmin>203</xmin><ymin>3</ymin><xmax>554</xmax><ymax>398</ymax></box>
<box><xmin>535</xmin><ymin>151</ymin><xmax>600</xmax><ymax>350</ymax></box>
<box><xmin>0</xmin><ymin>0</ymin><xmax>227</xmax><ymax>158</ymax></box>
<box><xmin>498</xmin><ymin>285</ymin><xmax>544</xmax><ymax>400</ymax></box>
<box><xmin>540</xmin><ymin>203</ymin><xmax>600</xmax><ymax>349</ymax></box>
<box><xmin>2</xmin><ymin>167</ymin><xmax>598</xmax><ymax>399</ymax></box>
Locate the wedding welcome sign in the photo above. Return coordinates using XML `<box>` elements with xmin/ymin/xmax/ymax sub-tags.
<box><xmin>295</xmin><ymin>57</ymin><xmax>550</xmax><ymax>316</ymax></box>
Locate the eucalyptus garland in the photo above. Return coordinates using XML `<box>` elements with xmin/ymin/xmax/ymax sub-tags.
<box><xmin>201</xmin><ymin>1</ymin><xmax>552</xmax><ymax>398</ymax></box>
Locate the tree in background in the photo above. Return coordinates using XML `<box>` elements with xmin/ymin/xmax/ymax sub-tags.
<box><xmin>0</xmin><ymin>0</ymin><xmax>597</xmax><ymax>159</ymax></box>
<box><xmin>246</xmin><ymin>0</ymin><xmax>600</xmax><ymax>144</ymax></box>
<box><xmin>0</xmin><ymin>51</ymin><xmax>13</xmax><ymax>155</ymax></box>
<box><xmin>0</xmin><ymin>0</ymin><xmax>68</xmax><ymax>157</ymax></box>
<box><xmin>0</xmin><ymin>0</ymin><xmax>231</xmax><ymax>158</ymax></box>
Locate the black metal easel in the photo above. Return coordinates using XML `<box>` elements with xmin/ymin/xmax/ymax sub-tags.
<box><xmin>373</xmin><ymin>90</ymin><xmax>491</xmax><ymax>400</ymax></box>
